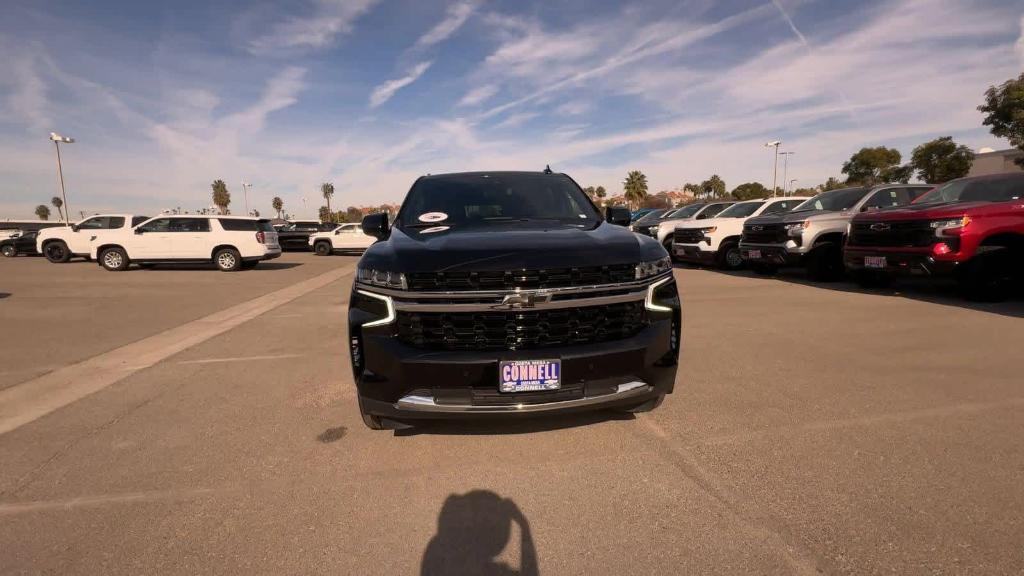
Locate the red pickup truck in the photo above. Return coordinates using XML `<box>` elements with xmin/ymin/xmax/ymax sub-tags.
<box><xmin>844</xmin><ymin>173</ymin><xmax>1024</xmax><ymax>300</ymax></box>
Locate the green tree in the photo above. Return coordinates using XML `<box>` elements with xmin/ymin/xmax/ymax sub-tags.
<box><xmin>818</xmin><ymin>177</ymin><xmax>847</xmax><ymax>192</ymax></box>
<box><xmin>321</xmin><ymin>182</ymin><xmax>335</xmax><ymax>222</ymax></box>
<box><xmin>841</xmin><ymin>147</ymin><xmax>910</xmax><ymax>185</ymax></box>
<box><xmin>791</xmin><ymin>187</ymin><xmax>818</xmax><ymax>196</ymax></box>
<box><xmin>318</xmin><ymin>205</ymin><xmax>331</xmax><ymax>222</ymax></box>
<box><xmin>271</xmin><ymin>196</ymin><xmax>284</xmax><ymax>218</ymax></box>
<box><xmin>51</xmin><ymin>196</ymin><xmax>64</xmax><ymax>221</ymax></box>
<box><xmin>346</xmin><ymin>206</ymin><xmax>363</xmax><ymax>223</ymax></box>
<box><xmin>35</xmin><ymin>204</ymin><xmax>51</xmax><ymax>220</ymax></box>
<box><xmin>622</xmin><ymin>170</ymin><xmax>648</xmax><ymax>210</ymax></box>
<box><xmin>978</xmin><ymin>73</ymin><xmax>1024</xmax><ymax>167</ymax></box>
<box><xmin>595</xmin><ymin>185</ymin><xmax>606</xmax><ymax>202</ymax></box>
<box><xmin>700</xmin><ymin>175</ymin><xmax>726</xmax><ymax>199</ymax></box>
<box><xmin>582</xmin><ymin>186</ymin><xmax>596</xmax><ymax>200</ymax></box>
<box><xmin>730</xmin><ymin>182</ymin><xmax>769</xmax><ymax>200</ymax></box>
<box><xmin>909</xmin><ymin>136</ymin><xmax>973</xmax><ymax>183</ymax></box>
<box><xmin>211</xmin><ymin>180</ymin><xmax>231</xmax><ymax>214</ymax></box>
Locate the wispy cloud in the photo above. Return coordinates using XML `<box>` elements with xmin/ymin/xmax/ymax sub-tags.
<box><xmin>3</xmin><ymin>49</ymin><xmax>51</xmax><ymax>134</ymax></box>
<box><xmin>246</xmin><ymin>0</ymin><xmax>380</xmax><ymax>54</ymax></box>
<box><xmin>412</xmin><ymin>0</ymin><xmax>478</xmax><ymax>51</ymax></box>
<box><xmin>771</xmin><ymin>0</ymin><xmax>808</xmax><ymax>46</ymax></box>
<box><xmin>458</xmin><ymin>84</ymin><xmax>497</xmax><ymax>107</ymax></box>
<box><xmin>369</xmin><ymin>61</ymin><xmax>432</xmax><ymax>108</ymax></box>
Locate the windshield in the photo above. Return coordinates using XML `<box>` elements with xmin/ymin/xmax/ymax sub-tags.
<box><xmin>793</xmin><ymin>187</ymin><xmax>870</xmax><ymax>212</ymax></box>
<box><xmin>633</xmin><ymin>209</ymin><xmax>668</xmax><ymax>224</ymax></box>
<box><xmin>396</xmin><ymin>173</ymin><xmax>601</xmax><ymax>229</ymax></box>
<box><xmin>669</xmin><ymin>204</ymin><xmax>705</xmax><ymax>219</ymax></box>
<box><xmin>717</xmin><ymin>202</ymin><xmax>764</xmax><ymax>218</ymax></box>
<box><xmin>915</xmin><ymin>175</ymin><xmax>1024</xmax><ymax>204</ymax></box>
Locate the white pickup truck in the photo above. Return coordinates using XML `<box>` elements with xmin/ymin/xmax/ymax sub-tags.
<box><xmin>309</xmin><ymin>223</ymin><xmax>376</xmax><ymax>255</ymax></box>
<box><xmin>36</xmin><ymin>214</ymin><xmax>150</xmax><ymax>263</ymax></box>
<box><xmin>671</xmin><ymin>197</ymin><xmax>808</xmax><ymax>269</ymax></box>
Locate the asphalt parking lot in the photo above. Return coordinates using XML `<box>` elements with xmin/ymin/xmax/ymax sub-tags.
<box><xmin>1</xmin><ymin>252</ymin><xmax>1023</xmax><ymax>575</ymax></box>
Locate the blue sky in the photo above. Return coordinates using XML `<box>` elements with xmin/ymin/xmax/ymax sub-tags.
<box><xmin>1</xmin><ymin>0</ymin><xmax>1022</xmax><ymax>219</ymax></box>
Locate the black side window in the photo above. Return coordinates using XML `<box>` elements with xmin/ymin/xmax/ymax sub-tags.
<box><xmin>170</xmin><ymin>218</ymin><xmax>210</xmax><ymax>232</ymax></box>
<box><xmin>698</xmin><ymin>204</ymin><xmax>729</xmax><ymax>219</ymax></box>
<box><xmin>218</xmin><ymin>219</ymin><xmax>259</xmax><ymax>231</ymax></box>
<box><xmin>77</xmin><ymin>217</ymin><xmax>107</xmax><ymax>230</ymax></box>
<box><xmin>108</xmin><ymin>217</ymin><xmax>125</xmax><ymax>229</ymax></box>
<box><xmin>762</xmin><ymin>201</ymin><xmax>795</xmax><ymax>215</ymax></box>
<box><xmin>138</xmin><ymin>218</ymin><xmax>172</xmax><ymax>232</ymax></box>
<box><xmin>131</xmin><ymin>216</ymin><xmax>150</xmax><ymax>226</ymax></box>
<box><xmin>862</xmin><ymin>189</ymin><xmax>902</xmax><ymax>211</ymax></box>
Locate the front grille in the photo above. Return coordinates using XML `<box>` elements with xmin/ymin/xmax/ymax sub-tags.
<box><xmin>397</xmin><ymin>301</ymin><xmax>647</xmax><ymax>350</ymax></box>
<box><xmin>406</xmin><ymin>264</ymin><xmax>636</xmax><ymax>291</ymax></box>
<box><xmin>849</xmin><ymin>221</ymin><xmax>935</xmax><ymax>247</ymax></box>
<box><xmin>673</xmin><ymin>228</ymin><xmax>705</xmax><ymax>244</ymax></box>
<box><xmin>742</xmin><ymin>223</ymin><xmax>787</xmax><ymax>244</ymax></box>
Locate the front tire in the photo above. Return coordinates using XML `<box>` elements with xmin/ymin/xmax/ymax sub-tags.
<box><xmin>100</xmin><ymin>247</ymin><xmax>129</xmax><ymax>271</ymax></box>
<box><xmin>957</xmin><ymin>249</ymin><xmax>1013</xmax><ymax>302</ymax></box>
<box><xmin>314</xmin><ymin>241</ymin><xmax>332</xmax><ymax>256</ymax></box>
<box><xmin>44</xmin><ymin>241</ymin><xmax>71</xmax><ymax>263</ymax></box>
<box><xmin>215</xmin><ymin>248</ymin><xmax>242</xmax><ymax>272</ymax></box>
<box><xmin>1</xmin><ymin>245</ymin><xmax>16</xmax><ymax>258</ymax></box>
<box><xmin>716</xmin><ymin>241</ymin><xmax>744</xmax><ymax>270</ymax></box>
<box><xmin>806</xmin><ymin>242</ymin><xmax>843</xmax><ymax>282</ymax></box>
<box><xmin>357</xmin><ymin>396</ymin><xmax>386</xmax><ymax>430</ymax></box>
<box><xmin>662</xmin><ymin>239</ymin><xmax>678</xmax><ymax>263</ymax></box>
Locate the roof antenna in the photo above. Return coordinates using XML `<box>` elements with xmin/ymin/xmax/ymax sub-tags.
<box><xmin>543</xmin><ymin>164</ymin><xmax>553</xmax><ymax>174</ymax></box>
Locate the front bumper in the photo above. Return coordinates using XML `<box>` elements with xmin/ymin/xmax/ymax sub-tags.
<box><xmin>738</xmin><ymin>242</ymin><xmax>804</xmax><ymax>267</ymax></box>
<box><xmin>843</xmin><ymin>247</ymin><xmax>960</xmax><ymax>276</ymax></box>
<box><xmin>672</xmin><ymin>243</ymin><xmax>716</xmax><ymax>265</ymax></box>
<box><xmin>349</xmin><ymin>277</ymin><xmax>680</xmax><ymax>421</ymax></box>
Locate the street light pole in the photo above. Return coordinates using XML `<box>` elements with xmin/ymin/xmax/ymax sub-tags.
<box><xmin>779</xmin><ymin>151</ymin><xmax>794</xmax><ymax>195</ymax></box>
<box><xmin>49</xmin><ymin>132</ymin><xmax>75</xmax><ymax>226</ymax></box>
<box><xmin>764</xmin><ymin>141</ymin><xmax>781</xmax><ymax>197</ymax></box>
<box><xmin>241</xmin><ymin>182</ymin><xmax>251</xmax><ymax>216</ymax></box>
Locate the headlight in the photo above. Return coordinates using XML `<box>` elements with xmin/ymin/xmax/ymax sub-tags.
<box><xmin>785</xmin><ymin>220</ymin><xmax>810</xmax><ymax>235</ymax></box>
<box><xmin>931</xmin><ymin>215</ymin><xmax>970</xmax><ymax>229</ymax></box>
<box><xmin>357</xmin><ymin>267</ymin><xmax>408</xmax><ymax>290</ymax></box>
<box><xmin>700</xmin><ymin>227</ymin><xmax>717</xmax><ymax>234</ymax></box>
<box><xmin>635</xmin><ymin>256</ymin><xmax>672</xmax><ymax>280</ymax></box>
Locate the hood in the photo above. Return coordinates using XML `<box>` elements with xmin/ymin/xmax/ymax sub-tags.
<box><xmin>360</xmin><ymin>221</ymin><xmax>664</xmax><ymax>273</ymax></box>
<box><xmin>851</xmin><ymin>201</ymin><xmax>1006</xmax><ymax>221</ymax></box>
<box><xmin>675</xmin><ymin>216</ymin><xmax>733</xmax><ymax>229</ymax></box>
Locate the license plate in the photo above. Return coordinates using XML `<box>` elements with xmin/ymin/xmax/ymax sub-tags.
<box><xmin>499</xmin><ymin>359</ymin><xmax>561</xmax><ymax>393</ymax></box>
<box><xmin>864</xmin><ymin>256</ymin><xmax>887</xmax><ymax>269</ymax></box>
<box><xmin>675</xmin><ymin>246</ymin><xmax>686</xmax><ymax>256</ymax></box>
<box><xmin>746</xmin><ymin>249</ymin><xmax>761</xmax><ymax>259</ymax></box>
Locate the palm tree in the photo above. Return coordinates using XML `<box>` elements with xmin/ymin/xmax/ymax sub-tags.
<box><xmin>623</xmin><ymin>171</ymin><xmax>648</xmax><ymax>210</ymax></box>
<box><xmin>35</xmin><ymin>204</ymin><xmax>51</xmax><ymax>220</ymax></box>
<box><xmin>51</xmin><ymin>196</ymin><xmax>64</xmax><ymax>222</ymax></box>
<box><xmin>211</xmin><ymin>180</ymin><xmax>231</xmax><ymax>214</ymax></box>
<box><xmin>321</xmin><ymin>183</ymin><xmax>335</xmax><ymax>222</ymax></box>
<box><xmin>271</xmin><ymin>196</ymin><xmax>284</xmax><ymax>219</ymax></box>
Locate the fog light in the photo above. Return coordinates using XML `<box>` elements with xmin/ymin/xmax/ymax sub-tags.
<box><xmin>933</xmin><ymin>242</ymin><xmax>953</xmax><ymax>256</ymax></box>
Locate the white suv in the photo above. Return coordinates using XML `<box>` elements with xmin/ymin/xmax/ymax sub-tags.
<box><xmin>36</xmin><ymin>214</ymin><xmax>150</xmax><ymax>263</ymax></box>
<box><xmin>309</xmin><ymin>223</ymin><xmax>375</xmax><ymax>255</ymax></box>
<box><xmin>91</xmin><ymin>216</ymin><xmax>281</xmax><ymax>271</ymax></box>
<box><xmin>672</xmin><ymin>197</ymin><xmax>808</xmax><ymax>269</ymax></box>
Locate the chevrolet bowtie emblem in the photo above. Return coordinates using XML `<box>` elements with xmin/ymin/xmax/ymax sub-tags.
<box><xmin>495</xmin><ymin>292</ymin><xmax>553</xmax><ymax>309</ymax></box>
<box><xmin>870</xmin><ymin>223</ymin><xmax>891</xmax><ymax>231</ymax></box>
<box><xmin>751</xmin><ymin>226</ymin><xmax>763</xmax><ymax>231</ymax></box>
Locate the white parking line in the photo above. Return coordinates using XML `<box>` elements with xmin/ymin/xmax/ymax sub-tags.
<box><xmin>0</xmin><ymin>264</ymin><xmax>354</xmax><ymax>436</ymax></box>
<box><xmin>178</xmin><ymin>353</ymin><xmax>305</xmax><ymax>365</ymax></box>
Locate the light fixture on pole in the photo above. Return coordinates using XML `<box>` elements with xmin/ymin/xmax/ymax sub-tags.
<box><xmin>764</xmin><ymin>141</ymin><xmax>781</xmax><ymax>197</ymax></box>
<box><xmin>779</xmin><ymin>151</ymin><xmax>794</xmax><ymax>195</ymax></box>
<box><xmin>241</xmin><ymin>181</ymin><xmax>252</xmax><ymax>216</ymax></box>
<box><xmin>49</xmin><ymin>132</ymin><xmax>75</xmax><ymax>226</ymax></box>
<box><xmin>789</xmin><ymin>179</ymin><xmax>798</xmax><ymax>196</ymax></box>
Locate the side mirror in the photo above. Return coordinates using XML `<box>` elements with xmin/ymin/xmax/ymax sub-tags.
<box><xmin>335</xmin><ymin>229</ymin><xmax>342</xmax><ymax>235</ymax></box>
<box><xmin>605</xmin><ymin>206</ymin><xmax>631</xmax><ymax>227</ymax></box>
<box><xmin>361</xmin><ymin>213</ymin><xmax>390</xmax><ymax>239</ymax></box>
<box><xmin>134</xmin><ymin>228</ymin><xmax>144</xmax><ymax>235</ymax></box>
<box><xmin>70</xmin><ymin>224</ymin><xmax>79</xmax><ymax>232</ymax></box>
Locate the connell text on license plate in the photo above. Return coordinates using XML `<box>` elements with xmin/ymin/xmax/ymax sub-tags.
<box><xmin>499</xmin><ymin>359</ymin><xmax>561</xmax><ymax>393</ymax></box>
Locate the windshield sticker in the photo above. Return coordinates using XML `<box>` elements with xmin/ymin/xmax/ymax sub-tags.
<box><xmin>418</xmin><ymin>226</ymin><xmax>450</xmax><ymax>234</ymax></box>
<box><xmin>418</xmin><ymin>212</ymin><xmax>448</xmax><ymax>223</ymax></box>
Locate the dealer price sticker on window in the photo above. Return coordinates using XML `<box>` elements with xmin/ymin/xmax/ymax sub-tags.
<box><xmin>499</xmin><ymin>359</ymin><xmax>561</xmax><ymax>393</ymax></box>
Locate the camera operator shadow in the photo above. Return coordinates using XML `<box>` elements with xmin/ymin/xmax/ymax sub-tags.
<box><xmin>421</xmin><ymin>490</ymin><xmax>539</xmax><ymax>576</ymax></box>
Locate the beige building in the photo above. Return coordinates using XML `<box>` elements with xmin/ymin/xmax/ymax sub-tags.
<box><xmin>967</xmin><ymin>148</ymin><xmax>1024</xmax><ymax>177</ymax></box>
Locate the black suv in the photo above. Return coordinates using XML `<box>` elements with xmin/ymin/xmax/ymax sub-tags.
<box><xmin>348</xmin><ymin>171</ymin><xmax>681</xmax><ymax>429</ymax></box>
